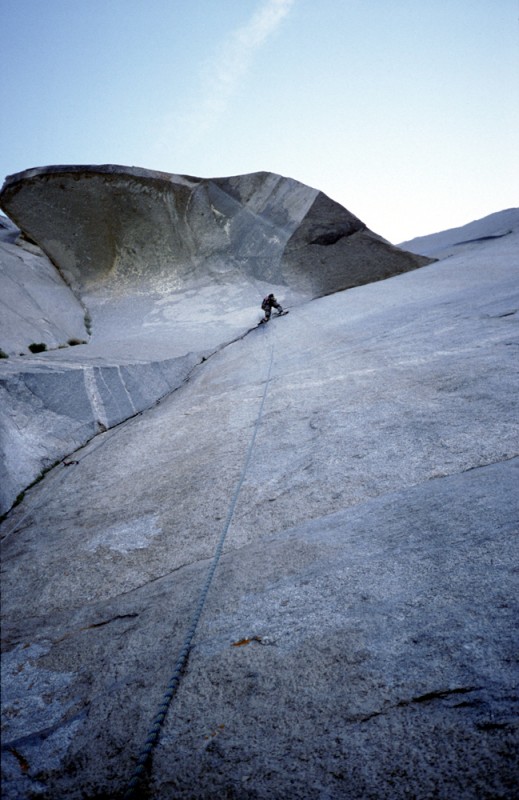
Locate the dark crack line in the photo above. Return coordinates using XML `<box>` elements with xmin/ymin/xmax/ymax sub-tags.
<box><xmin>50</xmin><ymin>613</ymin><xmax>141</xmax><ymax>644</ymax></box>
<box><xmin>405</xmin><ymin>686</ymin><xmax>481</xmax><ymax>704</ymax></box>
<box><xmin>353</xmin><ymin>686</ymin><xmax>482</xmax><ymax>723</ymax></box>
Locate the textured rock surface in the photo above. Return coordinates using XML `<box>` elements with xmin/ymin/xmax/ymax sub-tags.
<box><xmin>0</xmin><ymin>167</ymin><xmax>432</xmax><ymax>516</ymax></box>
<box><xmin>0</xmin><ymin>166</ymin><xmax>430</xmax><ymax>298</ymax></box>
<box><xmin>1</xmin><ymin>208</ymin><xmax>518</xmax><ymax>799</ymax></box>
<box><xmin>400</xmin><ymin>207</ymin><xmax>519</xmax><ymax>259</ymax></box>
<box><xmin>0</xmin><ymin>351</ymin><xmax>200</xmax><ymax>515</ymax></box>
<box><xmin>0</xmin><ymin>215</ymin><xmax>87</xmax><ymax>355</ymax></box>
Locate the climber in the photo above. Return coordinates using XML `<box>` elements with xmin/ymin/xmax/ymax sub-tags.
<box><xmin>261</xmin><ymin>293</ymin><xmax>284</xmax><ymax>322</ymax></box>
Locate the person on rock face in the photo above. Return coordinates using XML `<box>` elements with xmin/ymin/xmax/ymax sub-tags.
<box><xmin>261</xmin><ymin>293</ymin><xmax>283</xmax><ymax>322</ymax></box>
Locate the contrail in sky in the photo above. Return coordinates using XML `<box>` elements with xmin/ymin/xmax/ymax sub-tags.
<box><xmin>170</xmin><ymin>0</ymin><xmax>296</xmax><ymax>150</ymax></box>
<box><xmin>206</xmin><ymin>0</ymin><xmax>295</xmax><ymax>116</ymax></box>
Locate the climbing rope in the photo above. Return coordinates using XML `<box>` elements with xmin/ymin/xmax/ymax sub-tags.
<box><xmin>123</xmin><ymin>345</ymin><xmax>275</xmax><ymax>799</ymax></box>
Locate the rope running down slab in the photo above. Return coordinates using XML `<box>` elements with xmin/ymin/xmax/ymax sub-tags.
<box><xmin>123</xmin><ymin>345</ymin><xmax>275</xmax><ymax>799</ymax></box>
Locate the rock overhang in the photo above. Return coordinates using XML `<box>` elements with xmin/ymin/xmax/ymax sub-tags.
<box><xmin>0</xmin><ymin>164</ymin><xmax>435</xmax><ymax>517</ymax></box>
<box><xmin>0</xmin><ymin>164</ymin><xmax>432</xmax><ymax>300</ymax></box>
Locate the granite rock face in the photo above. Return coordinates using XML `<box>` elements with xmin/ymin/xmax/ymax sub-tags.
<box><xmin>0</xmin><ymin>216</ymin><xmax>87</xmax><ymax>356</ymax></box>
<box><xmin>0</xmin><ymin>167</ymin><xmax>432</xmax><ymax>515</ymax></box>
<box><xmin>1</xmin><ymin>203</ymin><xmax>518</xmax><ymax>799</ymax></box>
<box><xmin>0</xmin><ymin>165</ymin><xmax>430</xmax><ymax>298</ymax></box>
<box><xmin>0</xmin><ymin>214</ymin><xmax>204</xmax><ymax>517</ymax></box>
<box><xmin>399</xmin><ymin>206</ymin><xmax>519</xmax><ymax>259</ymax></box>
<box><xmin>0</xmin><ymin>351</ymin><xmax>200</xmax><ymax>515</ymax></box>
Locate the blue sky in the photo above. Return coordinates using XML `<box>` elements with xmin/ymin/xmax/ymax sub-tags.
<box><xmin>1</xmin><ymin>0</ymin><xmax>517</xmax><ymax>243</ymax></box>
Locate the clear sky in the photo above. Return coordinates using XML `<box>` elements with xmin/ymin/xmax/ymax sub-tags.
<box><xmin>1</xmin><ymin>0</ymin><xmax>518</xmax><ymax>243</ymax></box>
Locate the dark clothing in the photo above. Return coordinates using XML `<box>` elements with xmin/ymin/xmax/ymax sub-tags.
<box><xmin>261</xmin><ymin>294</ymin><xmax>283</xmax><ymax>320</ymax></box>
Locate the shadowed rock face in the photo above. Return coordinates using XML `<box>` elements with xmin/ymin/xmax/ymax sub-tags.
<box><xmin>1</xmin><ymin>198</ymin><xmax>518</xmax><ymax>799</ymax></box>
<box><xmin>0</xmin><ymin>165</ymin><xmax>431</xmax><ymax>298</ymax></box>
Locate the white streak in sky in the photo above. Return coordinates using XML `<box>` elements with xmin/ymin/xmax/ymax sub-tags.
<box><xmin>181</xmin><ymin>0</ymin><xmax>295</xmax><ymax>144</ymax></box>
